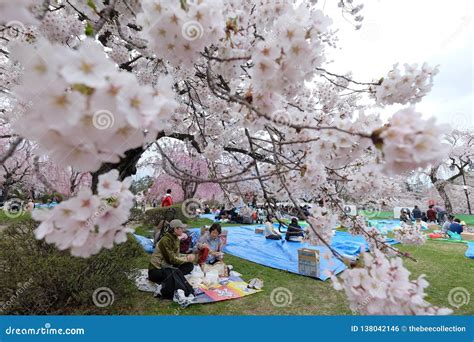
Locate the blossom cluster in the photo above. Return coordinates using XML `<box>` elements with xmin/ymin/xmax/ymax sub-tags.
<box><xmin>40</xmin><ymin>10</ymin><xmax>84</xmax><ymax>44</ymax></box>
<box><xmin>330</xmin><ymin>249</ymin><xmax>452</xmax><ymax>315</ymax></box>
<box><xmin>394</xmin><ymin>223</ymin><xmax>426</xmax><ymax>246</ymax></box>
<box><xmin>379</xmin><ymin>107</ymin><xmax>448</xmax><ymax>175</ymax></box>
<box><xmin>307</xmin><ymin>207</ymin><xmax>337</xmax><ymax>246</ymax></box>
<box><xmin>32</xmin><ymin>170</ymin><xmax>134</xmax><ymax>258</ymax></box>
<box><xmin>137</xmin><ymin>0</ymin><xmax>226</xmax><ymax>67</ymax></box>
<box><xmin>10</xmin><ymin>38</ymin><xmax>177</xmax><ymax>172</ymax></box>
<box><xmin>374</xmin><ymin>63</ymin><xmax>439</xmax><ymax>106</ymax></box>
<box><xmin>250</xmin><ymin>5</ymin><xmax>332</xmax><ymax>112</ymax></box>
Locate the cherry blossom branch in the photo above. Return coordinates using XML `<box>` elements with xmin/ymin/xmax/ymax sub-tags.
<box><xmin>315</xmin><ymin>67</ymin><xmax>380</xmax><ymax>86</ymax></box>
<box><xmin>0</xmin><ymin>137</ymin><xmax>23</xmax><ymax>165</ymax></box>
<box><xmin>205</xmin><ymin>60</ymin><xmax>372</xmax><ymax>139</ymax></box>
<box><xmin>93</xmin><ymin>0</ymin><xmax>118</xmax><ymax>34</ymax></box>
<box><xmin>114</xmin><ymin>18</ymin><xmax>147</xmax><ymax>49</ymax></box>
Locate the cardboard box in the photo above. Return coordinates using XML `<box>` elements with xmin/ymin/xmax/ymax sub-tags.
<box><xmin>255</xmin><ymin>228</ymin><xmax>264</xmax><ymax>234</ymax></box>
<box><xmin>461</xmin><ymin>232</ymin><xmax>474</xmax><ymax>241</ymax></box>
<box><xmin>298</xmin><ymin>248</ymin><xmax>320</xmax><ymax>278</ymax></box>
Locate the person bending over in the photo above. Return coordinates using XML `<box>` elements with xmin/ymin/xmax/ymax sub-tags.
<box><xmin>449</xmin><ymin>218</ymin><xmax>463</xmax><ymax>234</ymax></box>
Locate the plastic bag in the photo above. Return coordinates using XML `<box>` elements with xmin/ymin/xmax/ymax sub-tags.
<box><xmin>204</xmin><ymin>269</ymin><xmax>219</xmax><ymax>285</ymax></box>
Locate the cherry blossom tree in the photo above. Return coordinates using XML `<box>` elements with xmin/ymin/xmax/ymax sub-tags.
<box><xmin>34</xmin><ymin>157</ymin><xmax>92</xmax><ymax>198</ymax></box>
<box><xmin>0</xmin><ymin>134</ymin><xmax>33</xmax><ymax>200</ymax></box>
<box><xmin>427</xmin><ymin>129</ymin><xmax>473</xmax><ymax>214</ymax></box>
<box><xmin>0</xmin><ymin>0</ymin><xmax>455</xmax><ymax>314</ymax></box>
<box><xmin>141</xmin><ymin>140</ymin><xmax>223</xmax><ymax>203</ymax></box>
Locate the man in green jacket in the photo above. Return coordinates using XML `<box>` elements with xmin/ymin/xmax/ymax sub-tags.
<box><xmin>148</xmin><ymin>219</ymin><xmax>196</xmax><ymax>299</ymax></box>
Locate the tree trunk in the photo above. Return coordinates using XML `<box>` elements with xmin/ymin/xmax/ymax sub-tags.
<box><xmin>429</xmin><ymin>166</ymin><xmax>453</xmax><ymax>213</ymax></box>
<box><xmin>461</xmin><ymin>173</ymin><xmax>472</xmax><ymax>214</ymax></box>
<box><xmin>434</xmin><ymin>182</ymin><xmax>453</xmax><ymax>213</ymax></box>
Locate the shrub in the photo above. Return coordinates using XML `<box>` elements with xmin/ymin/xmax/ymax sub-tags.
<box><xmin>143</xmin><ymin>204</ymin><xmax>189</xmax><ymax>226</ymax></box>
<box><xmin>0</xmin><ymin>220</ymin><xmax>146</xmax><ymax>315</ymax></box>
<box><xmin>129</xmin><ymin>207</ymin><xmax>145</xmax><ymax>223</ymax></box>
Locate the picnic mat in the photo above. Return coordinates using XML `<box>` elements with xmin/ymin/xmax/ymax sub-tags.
<box><xmin>199</xmin><ymin>213</ymin><xmax>218</xmax><ymax>221</ymax></box>
<box><xmin>367</xmin><ymin>219</ymin><xmax>402</xmax><ymax>232</ymax></box>
<box><xmin>133</xmin><ymin>269</ymin><xmax>261</xmax><ymax>304</ymax></box>
<box><xmin>465</xmin><ymin>242</ymin><xmax>474</xmax><ymax>259</ymax></box>
<box><xmin>205</xmin><ymin>226</ymin><xmax>397</xmax><ymax>281</ymax></box>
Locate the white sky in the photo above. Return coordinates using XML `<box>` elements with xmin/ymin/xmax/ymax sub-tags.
<box><xmin>324</xmin><ymin>0</ymin><xmax>473</xmax><ymax>128</ymax></box>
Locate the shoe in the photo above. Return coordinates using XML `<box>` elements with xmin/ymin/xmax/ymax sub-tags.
<box><xmin>247</xmin><ymin>278</ymin><xmax>264</xmax><ymax>290</ymax></box>
<box><xmin>173</xmin><ymin>289</ymin><xmax>195</xmax><ymax>308</ymax></box>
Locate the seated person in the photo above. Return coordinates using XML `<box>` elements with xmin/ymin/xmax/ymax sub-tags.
<box><xmin>285</xmin><ymin>217</ymin><xmax>305</xmax><ymax>242</ymax></box>
<box><xmin>421</xmin><ymin>212</ymin><xmax>428</xmax><ymax>222</ymax></box>
<box><xmin>414</xmin><ymin>218</ymin><xmax>428</xmax><ymax>230</ymax></box>
<box><xmin>449</xmin><ymin>218</ymin><xmax>463</xmax><ymax>234</ymax></box>
<box><xmin>204</xmin><ymin>204</ymin><xmax>211</xmax><ymax>214</ymax></box>
<box><xmin>195</xmin><ymin>223</ymin><xmax>224</xmax><ymax>265</ymax></box>
<box><xmin>442</xmin><ymin>215</ymin><xmax>454</xmax><ymax>234</ymax></box>
<box><xmin>148</xmin><ymin>219</ymin><xmax>195</xmax><ymax>299</ymax></box>
<box><xmin>215</xmin><ymin>206</ymin><xmax>226</xmax><ymax>220</ymax></box>
<box><xmin>264</xmin><ymin>216</ymin><xmax>282</xmax><ymax>240</ymax></box>
<box><xmin>400</xmin><ymin>209</ymin><xmax>410</xmax><ymax>223</ymax></box>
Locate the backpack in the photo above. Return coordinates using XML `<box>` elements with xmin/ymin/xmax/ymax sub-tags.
<box><xmin>152</xmin><ymin>208</ymin><xmax>178</xmax><ymax>247</ymax></box>
<box><xmin>153</xmin><ymin>219</ymin><xmax>170</xmax><ymax>247</ymax></box>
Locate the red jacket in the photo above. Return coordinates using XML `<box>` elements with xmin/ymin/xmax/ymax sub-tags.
<box><xmin>161</xmin><ymin>194</ymin><xmax>173</xmax><ymax>207</ymax></box>
<box><xmin>427</xmin><ymin>209</ymin><xmax>437</xmax><ymax>221</ymax></box>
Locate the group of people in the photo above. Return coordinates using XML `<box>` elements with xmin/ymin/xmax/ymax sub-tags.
<box><xmin>264</xmin><ymin>216</ymin><xmax>307</xmax><ymax>242</ymax></box>
<box><xmin>402</xmin><ymin>205</ymin><xmax>466</xmax><ymax>235</ymax></box>
<box><xmin>441</xmin><ymin>215</ymin><xmax>466</xmax><ymax>235</ymax></box>
<box><xmin>148</xmin><ymin>220</ymin><xmax>225</xmax><ymax>300</ymax></box>
<box><xmin>402</xmin><ymin>205</ymin><xmax>448</xmax><ymax>224</ymax></box>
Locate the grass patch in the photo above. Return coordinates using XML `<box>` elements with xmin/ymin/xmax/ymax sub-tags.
<box><xmin>0</xmin><ymin>211</ymin><xmax>32</xmax><ymax>226</ymax></box>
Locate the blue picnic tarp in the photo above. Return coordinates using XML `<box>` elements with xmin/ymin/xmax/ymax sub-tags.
<box><xmin>199</xmin><ymin>213</ymin><xmax>218</xmax><ymax>221</ymax></box>
<box><xmin>133</xmin><ymin>234</ymin><xmax>154</xmax><ymax>254</ymax></box>
<box><xmin>466</xmin><ymin>242</ymin><xmax>474</xmax><ymax>259</ymax></box>
<box><xmin>215</xmin><ymin>226</ymin><xmax>399</xmax><ymax>281</ymax></box>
